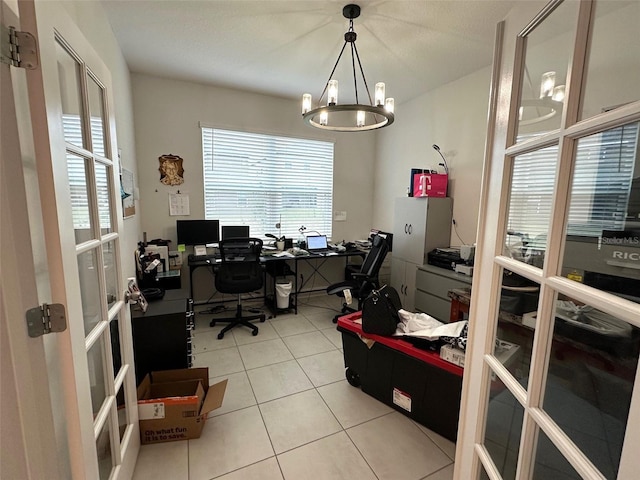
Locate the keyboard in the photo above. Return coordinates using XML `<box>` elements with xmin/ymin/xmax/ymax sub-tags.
<box><xmin>189</xmin><ymin>254</ymin><xmax>216</xmax><ymax>262</ymax></box>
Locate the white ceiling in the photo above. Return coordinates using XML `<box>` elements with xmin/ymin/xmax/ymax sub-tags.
<box><xmin>101</xmin><ymin>0</ymin><xmax>516</xmax><ymax>105</ymax></box>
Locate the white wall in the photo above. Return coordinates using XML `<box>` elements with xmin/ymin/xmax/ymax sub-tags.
<box><xmin>131</xmin><ymin>74</ymin><xmax>377</xmax><ymax>246</ymax></box>
<box><xmin>373</xmin><ymin>67</ymin><xmax>492</xmax><ymax>248</ymax></box>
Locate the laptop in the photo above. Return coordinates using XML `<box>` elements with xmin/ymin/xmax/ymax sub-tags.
<box><xmin>306</xmin><ymin>235</ymin><xmax>331</xmax><ymax>253</ymax></box>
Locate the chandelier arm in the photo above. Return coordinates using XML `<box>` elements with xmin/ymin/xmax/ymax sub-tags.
<box><xmin>350</xmin><ymin>41</ymin><xmax>359</xmax><ymax>104</ymax></box>
<box><xmin>319</xmin><ymin>40</ymin><xmax>349</xmax><ymax>104</ymax></box>
<box><xmin>351</xmin><ymin>42</ymin><xmax>374</xmax><ymax>106</ymax></box>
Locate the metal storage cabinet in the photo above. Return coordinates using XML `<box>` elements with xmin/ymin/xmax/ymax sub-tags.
<box><xmin>130</xmin><ymin>296</ymin><xmax>194</xmax><ymax>384</ymax></box>
<box><xmin>391</xmin><ymin>197</ymin><xmax>452</xmax><ymax>310</ymax></box>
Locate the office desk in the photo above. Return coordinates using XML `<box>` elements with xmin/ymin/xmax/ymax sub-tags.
<box><xmin>187</xmin><ymin>250</ymin><xmax>365</xmax><ymax>313</ymax></box>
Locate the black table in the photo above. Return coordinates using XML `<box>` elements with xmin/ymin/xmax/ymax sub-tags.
<box><xmin>187</xmin><ymin>249</ymin><xmax>366</xmax><ymax>313</ymax></box>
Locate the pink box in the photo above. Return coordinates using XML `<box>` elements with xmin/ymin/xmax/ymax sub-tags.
<box><xmin>413</xmin><ymin>173</ymin><xmax>448</xmax><ymax>197</ymax></box>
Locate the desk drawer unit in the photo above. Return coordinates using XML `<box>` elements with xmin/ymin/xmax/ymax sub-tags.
<box><xmin>415</xmin><ymin>265</ymin><xmax>472</xmax><ymax>321</ymax></box>
<box><xmin>130</xmin><ymin>297</ymin><xmax>194</xmax><ymax>385</ymax></box>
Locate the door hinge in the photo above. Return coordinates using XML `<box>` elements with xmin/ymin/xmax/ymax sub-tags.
<box><xmin>26</xmin><ymin>303</ymin><xmax>67</xmax><ymax>338</ymax></box>
<box><xmin>1</xmin><ymin>25</ymin><xmax>39</xmax><ymax>69</ymax></box>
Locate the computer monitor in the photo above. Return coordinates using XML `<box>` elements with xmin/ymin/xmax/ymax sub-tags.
<box><xmin>176</xmin><ymin>219</ymin><xmax>220</xmax><ymax>246</ymax></box>
<box><xmin>221</xmin><ymin>225</ymin><xmax>250</xmax><ymax>240</ymax></box>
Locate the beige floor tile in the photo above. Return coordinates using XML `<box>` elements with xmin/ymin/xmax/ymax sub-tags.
<box><xmin>238</xmin><ymin>338</ymin><xmax>293</xmax><ymax>369</ymax></box>
<box><xmin>192</xmin><ymin>324</ymin><xmax>237</xmax><ymax>353</ymax></box>
<box><xmin>191</xmin><ymin>346</ymin><xmax>245</xmax><ymax>378</ymax></box>
<box><xmin>278</xmin><ymin>432</ymin><xmax>377</xmax><ymax>480</ymax></box>
<box><xmin>320</xmin><ymin>325</ymin><xmax>344</xmax><ymax>348</ymax></box>
<box><xmin>188</xmin><ymin>406</ymin><xmax>274</xmax><ymax>480</ymax></box>
<box><xmin>423</xmin><ymin>463</ymin><xmax>455</xmax><ymax>480</ymax></box>
<box><xmin>304</xmin><ymin>311</ymin><xmax>340</xmax><ymax>331</ymax></box>
<box><xmin>132</xmin><ymin>440</ymin><xmax>188</xmax><ymax>479</ymax></box>
<box><xmin>317</xmin><ymin>380</ymin><xmax>393</xmax><ymax>428</ymax></box>
<box><xmin>259</xmin><ymin>389</ymin><xmax>341</xmax><ymax>454</ymax></box>
<box><xmin>269</xmin><ymin>315</ymin><xmax>317</xmax><ymax>337</ymax></box>
<box><xmin>215</xmin><ymin>457</ymin><xmax>283</xmax><ymax>480</ymax></box>
<box><xmin>415</xmin><ymin>421</ymin><xmax>457</xmax><ymax>460</ymax></box>
<box><xmin>282</xmin><ymin>331</ymin><xmax>336</xmax><ymax>358</ymax></box>
<box><xmin>232</xmin><ymin>320</ymin><xmax>279</xmax><ymax>345</ymax></box>
<box><xmin>347</xmin><ymin>412</ymin><xmax>452</xmax><ymax>480</ymax></box>
<box><xmin>208</xmin><ymin>371</ymin><xmax>256</xmax><ymax>417</ymax></box>
<box><xmin>247</xmin><ymin>360</ymin><xmax>313</xmax><ymax>403</ymax></box>
<box><xmin>297</xmin><ymin>350</ymin><xmax>345</xmax><ymax>386</ymax></box>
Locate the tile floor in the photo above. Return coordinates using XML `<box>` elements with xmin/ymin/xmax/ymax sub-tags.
<box><xmin>133</xmin><ymin>294</ymin><xmax>456</xmax><ymax>480</ymax></box>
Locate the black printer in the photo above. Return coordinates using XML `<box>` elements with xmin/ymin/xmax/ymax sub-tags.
<box><xmin>427</xmin><ymin>248</ymin><xmax>465</xmax><ymax>270</ymax></box>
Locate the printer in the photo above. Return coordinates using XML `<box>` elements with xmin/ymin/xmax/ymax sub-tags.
<box><xmin>427</xmin><ymin>247</ymin><xmax>465</xmax><ymax>271</ymax></box>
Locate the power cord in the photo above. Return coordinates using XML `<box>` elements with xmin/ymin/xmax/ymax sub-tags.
<box><xmin>452</xmin><ymin>219</ymin><xmax>469</xmax><ymax>245</ymax></box>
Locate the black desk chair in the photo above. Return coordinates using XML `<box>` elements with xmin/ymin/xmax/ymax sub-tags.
<box><xmin>327</xmin><ymin>235</ymin><xmax>389</xmax><ymax>323</ymax></box>
<box><xmin>210</xmin><ymin>237</ymin><xmax>266</xmax><ymax>339</ymax></box>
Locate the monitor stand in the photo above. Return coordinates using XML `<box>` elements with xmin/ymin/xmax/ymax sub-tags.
<box><xmin>194</xmin><ymin>245</ymin><xmax>207</xmax><ymax>257</ymax></box>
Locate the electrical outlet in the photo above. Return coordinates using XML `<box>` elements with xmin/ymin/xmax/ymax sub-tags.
<box><xmin>334</xmin><ymin>210</ymin><xmax>347</xmax><ymax>221</ymax></box>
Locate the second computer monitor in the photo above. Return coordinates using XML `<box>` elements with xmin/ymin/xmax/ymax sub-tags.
<box><xmin>222</xmin><ymin>225</ymin><xmax>250</xmax><ymax>240</ymax></box>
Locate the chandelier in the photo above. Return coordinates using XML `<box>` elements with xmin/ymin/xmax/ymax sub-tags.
<box><xmin>519</xmin><ymin>71</ymin><xmax>565</xmax><ymax>126</ymax></box>
<box><xmin>301</xmin><ymin>4</ymin><xmax>395</xmax><ymax>132</ymax></box>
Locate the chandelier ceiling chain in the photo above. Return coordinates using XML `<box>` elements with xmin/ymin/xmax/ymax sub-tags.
<box><xmin>302</xmin><ymin>3</ymin><xmax>395</xmax><ymax>132</ymax></box>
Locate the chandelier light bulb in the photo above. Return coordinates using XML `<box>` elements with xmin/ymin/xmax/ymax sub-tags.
<box><xmin>357</xmin><ymin>110</ymin><xmax>365</xmax><ymax>127</ymax></box>
<box><xmin>302</xmin><ymin>93</ymin><xmax>312</xmax><ymax>114</ymax></box>
<box><xmin>320</xmin><ymin>110</ymin><xmax>328</xmax><ymax>126</ymax></box>
<box><xmin>375</xmin><ymin>82</ymin><xmax>386</xmax><ymax>106</ymax></box>
<box><xmin>540</xmin><ymin>71</ymin><xmax>556</xmax><ymax>99</ymax></box>
<box><xmin>328</xmin><ymin>80</ymin><xmax>339</xmax><ymax>105</ymax></box>
<box><xmin>384</xmin><ymin>98</ymin><xmax>395</xmax><ymax>113</ymax></box>
<box><xmin>552</xmin><ymin>85</ymin><xmax>565</xmax><ymax>102</ymax></box>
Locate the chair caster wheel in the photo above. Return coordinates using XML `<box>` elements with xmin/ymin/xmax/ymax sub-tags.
<box><xmin>252</xmin><ymin>329</ymin><xmax>259</xmax><ymax>336</ymax></box>
<box><xmin>217</xmin><ymin>332</ymin><xmax>224</xmax><ymax>340</ymax></box>
<box><xmin>345</xmin><ymin>367</ymin><xmax>360</xmax><ymax>387</ymax></box>
<box><xmin>210</xmin><ymin>321</ymin><xmax>216</xmax><ymax>327</ymax></box>
<box><xmin>260</xmin><ymin>316</ymin><xmax>266</xmax><ymax>323</ymax></box>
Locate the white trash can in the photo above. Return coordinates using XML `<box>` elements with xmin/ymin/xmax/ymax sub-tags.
<box><xmin>275</xmin><ymin>281</ymin><xmax>292</xmax><ymax>309</ymax></box>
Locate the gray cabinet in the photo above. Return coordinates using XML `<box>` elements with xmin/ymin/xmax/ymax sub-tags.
<box><xmin>415</xmin><ymin>264</ymin><xmax>472</xmax><ymax>321</ymax></box>
<box><xmin>391</xmin><ymin>197</ymin><xmax>453</xmax><ymax>310</ymax></box>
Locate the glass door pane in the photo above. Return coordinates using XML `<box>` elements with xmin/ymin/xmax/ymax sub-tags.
<box><xmin>95</xmin><ymin>162</ymin><xmax>113</xmax><ymax>235</ymax></box>
<box><xmin>87</xmin><ymin>74</ymin><xmax>106</xmax><ymax>156</ymax></box>
<box><xmin>580</xmin><ymin>1</ymin><xmax>640</xmax><ymax>121</ymax></box>
<box><xmin>55</xmin><ymin>39</ymin><xmax>85</xmax><ymax>149</ymax></box>
<box><xmin>67</xmin><ymin>153</ymin><xmax>93</xmax><ymax>244</ymax></box>
<box><xmin>561</xmin><ymin>122</ymin><xmax>640</xmax><ymax>302</ymax></box>
<box><xmin>515</xmin><ymin>1</ymin><xmax>579</xmax><ymax>139</ymax></box>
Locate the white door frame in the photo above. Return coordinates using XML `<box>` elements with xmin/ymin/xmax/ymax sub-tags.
<box><xmin>1</xmin><ymin>1</ymin><xmax>61</xmax><ymax>477</ymax></box>
<box><xmin>455</xmin><ymin>1</ymin><xmax>640</xmax><ymax>478</ymax></box>
<box><xmin>8</xmin><ymin>0</ymin><xmax>140</xmax><ymax>477</ymax></box>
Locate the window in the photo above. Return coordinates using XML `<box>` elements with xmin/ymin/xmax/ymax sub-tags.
<box><xmin>201</xmin><ymin>127</ymin><xmax>334</xmax><ymax>240</ymax></box>
<box><xmin>508</xmin><ymin>124</ymin><xmax>639</xmax><ymax>249</ymax></box>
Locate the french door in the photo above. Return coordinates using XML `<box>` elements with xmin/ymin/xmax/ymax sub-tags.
<box><xmin>13</xmin><ymin>1</ymin><xmax>140</xmax><ymax>478</ymax></box>
<box><xmin>456</xmin><ymin>1</ymin><xmax>640</xmax><ymax>479</ymax></box>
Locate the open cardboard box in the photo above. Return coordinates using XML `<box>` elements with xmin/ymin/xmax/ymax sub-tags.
<box><xmin>136</xmin><ymin>367</ymin><xmax>227</xmax><ymax>445</ymax></box>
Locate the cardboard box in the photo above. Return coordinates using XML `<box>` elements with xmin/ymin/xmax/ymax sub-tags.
<box><xmin>440</xmin><ymin>339</ymin><xmax>521</xmax><ymax>372</ymax></box>
<box><xmin>413</xmin><ymin>173</ymin><xmax>448</xmax><ymax>197</ymax></box>
<box><xmin>137</xmin><ymin>368</ymin><xmax>227</xmax><ymax>445</ymax></box>
<box><xmin>440</xmin><ymin>344</ymin><xmax>466</xmax><ymax>367</ymax></box>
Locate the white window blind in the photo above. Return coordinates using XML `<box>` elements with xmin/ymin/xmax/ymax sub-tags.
<box><xmin>508</xmin><ymin>123</ymin><xmax>638</xmax><ymax>247</ymax></box>
<box><xmin>64</xmin><ymin>114</ymin><xmax>109</xmax><ymax>230</ymax></box>
<box><xmin>202</xmin><ymin>127</ymin><xmax>334</xmax><ymax>241</ymax></box>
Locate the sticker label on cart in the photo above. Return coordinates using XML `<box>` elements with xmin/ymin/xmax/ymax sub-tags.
<box><xmin>392</xmin><ymin>388</ymin><xmax>412</xmax><ymax>412</ymax></box>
